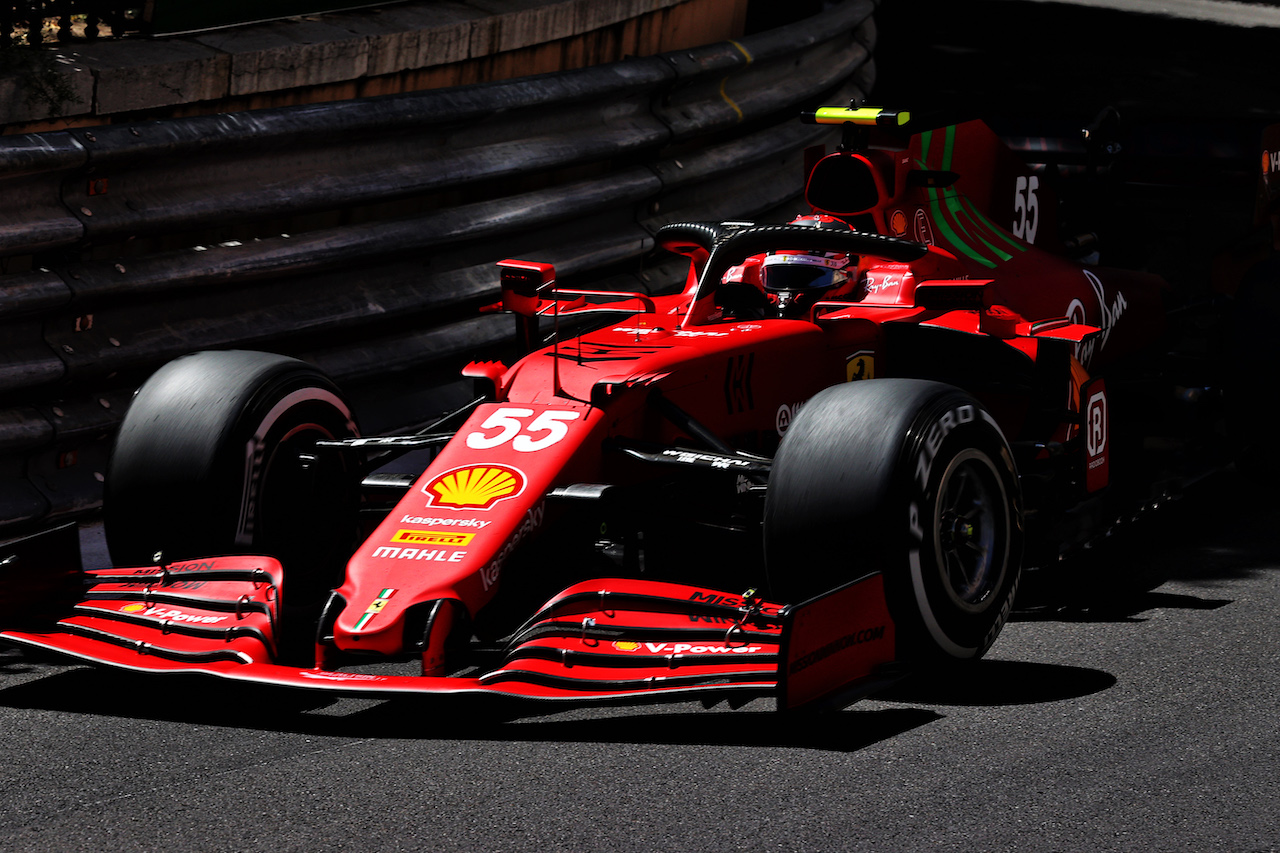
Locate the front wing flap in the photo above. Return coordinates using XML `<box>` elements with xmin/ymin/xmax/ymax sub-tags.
<box><xmin>1</xmin><ymin>530</ymin><xmax>898</xmax><ymax>711</ymax></box>
<box><xmin>2</xmin><ymin>554</ymin><xmax>285</xmax><ymax>671</ymax></box>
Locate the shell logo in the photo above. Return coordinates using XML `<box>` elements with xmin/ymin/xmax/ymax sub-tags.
<box><xmin>121</xmin><ymin>603</ymin><xmax>147</xmax><ymax>614</ymax></box>
<box><xmin>889</xmin><ymin>209</ymin><xmax>908</xmax><ymax>237</ymax></box>
<box><xmin>422</xmin><ymin>464</ymin><xmax>526</xmax><ymax>510</ymax></box>
<box><xmin>612</xmin><ymin>641</ymin><xmax>642</xmax><ymax>652</ymax></box>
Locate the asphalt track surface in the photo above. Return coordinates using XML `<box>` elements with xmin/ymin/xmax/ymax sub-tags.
<box><xmin>0</xmin><ymin>476</ymin><xmax>1276</xmax><ymax>852</ymax></box>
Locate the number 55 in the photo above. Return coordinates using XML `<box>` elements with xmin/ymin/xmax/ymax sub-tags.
<box><xmin>465</xmin><ymin>408</ymin><xmax>581</xmax><ymax>452</ymax></box>
<box><xmin>1012</xmin><ymin>175</ymin><xmax>1039</xmax><ymax>244</ymax></box>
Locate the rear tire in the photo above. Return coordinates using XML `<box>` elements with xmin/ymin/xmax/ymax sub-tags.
<box><xmin>764</xmin><ymin>379</ymin><xmax>1022</xmax><ymax>662</ymax></box>
<box><xmin>105</xmin><ymin>351</ymin><xmax>360</xmax><ymax>607</ymax></box>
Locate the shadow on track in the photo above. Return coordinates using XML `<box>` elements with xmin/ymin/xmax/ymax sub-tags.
<box><xmin>0</xmin><ymin>651</ymin><xmax>1115</xmax><ymax>750</ymax></box>
<box><xmin>353</xmin><ymin>704</ymin><xmax>945</xmax><ymax>753</ymax></box>
<box><xmin>873</xmin><ymin>659</ymin><xmax>1116</xmax><ymax>707</ymax></box>
<box><xmin>1016</xmin><ymin>467</ymin><xmax>1280</xmax><ymax>622</ymax></box>
<box><xmin>0</xmin><ymin>653</ymin><xmax>934</xmax><ymax>749</ymax></box>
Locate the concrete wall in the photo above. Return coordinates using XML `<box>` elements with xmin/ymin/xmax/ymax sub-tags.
<box><xmin>1</xmin><ymin>0</ymin><xmax>748</xmax><ymax>133</ymax></box>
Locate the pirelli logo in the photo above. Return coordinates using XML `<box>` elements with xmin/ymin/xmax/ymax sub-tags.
<box><xmin>391</xmin><ymin>529</ymin><xmax>475</xmax><ymax>546</ymax></box>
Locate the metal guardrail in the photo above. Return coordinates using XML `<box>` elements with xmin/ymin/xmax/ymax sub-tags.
<box><xmin>0</xmin><ymin>0</ymin><xmax>877</xmax><ymax>533</ymax></box>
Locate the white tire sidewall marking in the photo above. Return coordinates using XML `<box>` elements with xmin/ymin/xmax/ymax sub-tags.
<box><xmin>907</xmin><ymin>406</ymin><xmax>1015</xmax><ymax>658</ymax></box>
<box><xmin>236</xmin><ymin>387</ymin><xmax>355</xmax><ymax>545</ymax></box>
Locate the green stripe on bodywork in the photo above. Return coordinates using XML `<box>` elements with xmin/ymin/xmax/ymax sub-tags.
<box><xmin>926</xmin><ymin>185</ymin><xmax>997</xmax><ymax>268</ymax></box>
<box><xmin>950</xmin><ymin>195</ymin><xmax>1012</xmax><ymax>262</ymax></box>
<box><xmin>939</xmin><ymin>204</ymin><xmax>998</xmax><ymax>266</ymax></box>
<box><xmin>916</xmin><ymin>125</ymin><xmax>1023</xmax><ymax>267</ymax></box>
<box><xmin>962</xmin><ymin>196</ymin><xmax>1026</xmax><ymax>255</ymax></box>
<box><xmin>919</xmin><ymin>128</ymin><xmax>995</xmax><ymax>267</ymax></box>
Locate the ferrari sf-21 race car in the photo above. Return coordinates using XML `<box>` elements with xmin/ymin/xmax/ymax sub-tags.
<box><xmin>0</xmin><ymin>107</ymin><xmax>1169</xmax><ymax>712</ymax></box>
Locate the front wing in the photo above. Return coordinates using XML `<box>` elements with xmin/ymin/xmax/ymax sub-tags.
<box><xmin>0</xmin><ymin>525</ymin><xmax>899</xmax><ymax>712</ymax></box>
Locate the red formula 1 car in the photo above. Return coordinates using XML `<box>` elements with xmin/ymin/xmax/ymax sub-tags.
<box><xmin>0</xmin><ymin>107</ymin><xmax>1170</xmax><ymax>712</ymax></box>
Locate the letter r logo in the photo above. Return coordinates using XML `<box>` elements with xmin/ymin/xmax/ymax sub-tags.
<box><xmin>1086</xmin><ymin>390</ymin><xmax>1107</xmax><ymax>457</ymax></box>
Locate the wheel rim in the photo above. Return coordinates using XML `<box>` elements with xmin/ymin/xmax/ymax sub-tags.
<box><xmin>235</xmin><ymin>387</ymin><xmax>356</xmax><ymax>547</ymax></box>
<box><xmin>259</xmin><ymin>421</ymin><xmax>339</xmax><ymax>539</ymax></box>
<box><xmin>245</xmin><ymin>390</ymin><xmax>358</xmax><ymax>605</ymax></box>
<box><xmin>933</xmin><ymin>449</ymin><xmax>1009</xmax><ymax>613</ymax></box>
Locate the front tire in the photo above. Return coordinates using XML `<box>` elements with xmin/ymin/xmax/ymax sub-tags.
<box><xmin>104</xmin><ymin>350</ymin><xmax>360</xmax><ymax>606</ymax></box>
<box><xmin>764</xmin><ymin>379</ymin><xmax>1022</xmax><ymax>662</ymax></box>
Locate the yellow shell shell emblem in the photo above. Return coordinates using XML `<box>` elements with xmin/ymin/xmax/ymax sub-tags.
<box><xmin>423</xmin><ymin>464</ymin><xmax>525</xmax><ymax>510</ymax></box>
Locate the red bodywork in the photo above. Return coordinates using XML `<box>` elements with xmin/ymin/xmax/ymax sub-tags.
<box><xmin>0</xmin><ymin>114</ymin><xmax>1166</xmax><ymax>712</ymax></box>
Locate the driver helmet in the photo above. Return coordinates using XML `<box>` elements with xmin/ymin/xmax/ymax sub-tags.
<box><xmin>760</xmin><ymin>214</ymin><xmax>853</xmax><ymax>294</ymax></box>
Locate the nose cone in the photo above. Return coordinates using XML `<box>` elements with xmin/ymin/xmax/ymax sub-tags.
<box><xmin>335</xmin><ymin>586</ymin><xmax>411</xmax><ymax>654</ymax></box>
<box><xmin>328</xmin><ymin>400</ymin><xmax>598</xmax><ymax>657</ymax></box>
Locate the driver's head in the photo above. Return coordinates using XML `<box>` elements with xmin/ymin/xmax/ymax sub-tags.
<box><xmin>761</xmin><ymin>215</ymin><xmax>853</xmax><ymax>306</ymax></box>
<box><xmin>760</xmin><ymin>251</ymin><xmax>850</xmax><ymax>292</ymax></box>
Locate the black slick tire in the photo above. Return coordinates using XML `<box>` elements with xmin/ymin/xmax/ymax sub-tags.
<box><xmin>104</xmin><ymin>350</ymin><xmax>360</xmax><ymax>606</ymax></box>
<box><xmin>764</xmin><ymin>379</ymin><xmax>1023</xmax><ymax>663</ymax></box>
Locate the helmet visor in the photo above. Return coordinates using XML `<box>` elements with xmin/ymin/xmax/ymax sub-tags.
<box><xmin>761</xmin><ymin>252</ymin><xmax>847</xmax><ymax>291</ymax></box>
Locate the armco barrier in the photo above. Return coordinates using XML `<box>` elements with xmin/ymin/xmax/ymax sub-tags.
<box><xmin>0</xmin><ymin>0</ymin><xmax>877</xmax><ymax>533</ymax></box>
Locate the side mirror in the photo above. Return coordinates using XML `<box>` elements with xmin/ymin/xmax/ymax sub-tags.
<box><xmin>498</xmin><ymin>259</ymin><xmax>555</xmax><ymax>316</ymax></box>
<box><xmin>497</xmin><ymin>259</ymin><xmax>555</xmax><ymax>354</ymax></box>
<box><xmin>805</xmin><ymin>151</ymin><xmax>891</xmax><ymax>217</ymax></box>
